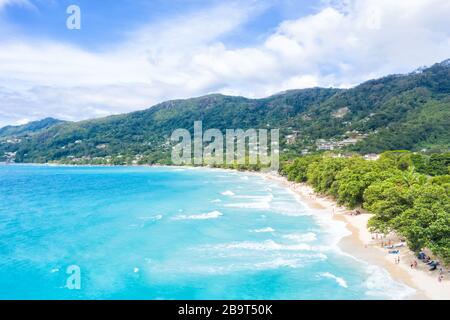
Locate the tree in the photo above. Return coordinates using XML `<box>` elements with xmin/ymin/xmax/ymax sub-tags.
<box><xmin>427</xmin><ymin>153</ymin><xmax>450</xmax><ymax>176</ymax></box>
<box><xmin>281</xmin><ymin>152</ymin><xmax>450</xmax><ymax>265</ymax></box>
<box><xmin>307</xmin><ymin>157</ymin><xmax>349</xmax><ymax>194</ymax></box>
<box><xmin>282</xmin><ymin>155</ymin><xmax>320</xmax><ymax>182</ymax></box>
<box><xmin>393</xmin><ymin>184</ymin><xmax>450</xmax><ymax>263</ymax></box>
<box><xmin>364</xmin><ymin>178</ymin><xmax>419</xmax><ymax>233</ymax></box>
<box><xmin>334</xmin><ymin>159</ymin><xmax>397</xmax><ymax>208</ymax></box>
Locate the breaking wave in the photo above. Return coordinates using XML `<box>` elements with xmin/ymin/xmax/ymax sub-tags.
<box><xmin>173</xmin><ymin>211</ymin><xmax>223</xmax><ymax>220</ymax></box>
<box><xmin>318</xmin><ymin>272</ymin><xmax>348</xmax><ymax>288</ymax></box>
<box><xmin>221</xmin><ymin>190</ymin><xmax>235</xmax><ymax>196</ymax></box>
<box><xmin>364</xmin><ymin>265</ymin><xmax>416</xmax><ymax>299</ymax></box>
<box><xmin>249</xmin><ymin>227</ymin><xmax>275</xmax><ymax>233</ymax></box>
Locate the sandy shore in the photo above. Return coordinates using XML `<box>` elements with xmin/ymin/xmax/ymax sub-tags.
<box><xmin>12</xmin><ymin>164</ymin><xmax>449</xmax><ymax>299</ymax></box>
<box><xmin>258</xmin><ymin>171</ymin><xmax>450</xmax><ymax>300</ymax></box>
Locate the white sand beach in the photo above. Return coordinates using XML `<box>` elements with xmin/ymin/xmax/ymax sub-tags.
<box><xmin>259</xmin><ymin>171</ymin><xmax>450</xmax><ymax>300</ymax></box>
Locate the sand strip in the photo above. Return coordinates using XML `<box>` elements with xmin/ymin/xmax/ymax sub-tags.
<box><xmin>258</xmin><ymin>171</ymin><xmax>450</xmax><ymax>300</ymax></box>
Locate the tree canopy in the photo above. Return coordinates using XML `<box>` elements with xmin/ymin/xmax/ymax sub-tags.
<box><xmin>282</xmin><ymin>151</ymin><xmax>450</xmax><ymax>264</ymax></box>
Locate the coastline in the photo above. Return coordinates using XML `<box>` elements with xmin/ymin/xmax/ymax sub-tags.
<box><xmin>258</xmin><ymin>171</ymin><xmax>450</xmax><ymax>300</ymax></box>
<box><xmin>3</xmin><ymin>163</ymin><xmax>449</xmax><ymax>299</ymax></box>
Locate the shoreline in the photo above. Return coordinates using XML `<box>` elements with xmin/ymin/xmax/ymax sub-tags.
<box><xmin>257</xmin><ymin>171</ymin><xmax>450</xmax><ymax>300</ymax></box>
<box><xmin>3</xmin><ymin>163</ymin><xmax>449</xmax><ymax>299</ymax></box>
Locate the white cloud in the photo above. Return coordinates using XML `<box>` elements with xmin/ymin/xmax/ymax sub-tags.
<box><xmin>1</xmin><ymin>0</ymin><xmax>450</xmax><ymax>127</ymax></box>
<box><xmin>0</xmin><ymin>0</ymin><xmax>34</xmax><ymax>11</ymax></box>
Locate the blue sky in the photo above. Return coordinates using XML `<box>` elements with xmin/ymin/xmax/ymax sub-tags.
<box><xmin>1</xmin><ymin>0</ymin><xmax>450</xmax><ymax>126</ymax></box>
<box><xmin>1</xmin><ymin>0</ymin><xmax>319</xmax><ymax>49</ymax></box>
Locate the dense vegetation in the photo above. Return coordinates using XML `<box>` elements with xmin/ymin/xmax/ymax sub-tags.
<box><xmin>0</xmin><ymin>118</ymin><xmax>65</xmax><ymax>138</ymax></box>
<box><xmin>0</xmin><ymin>60</ymin><xmax>449</xmax><ymax>267</ymax></box>
<box><xmin>0</xmin><ymin>60</ymin><xmax>449</xmax><ymax>164</ymax></box>
<box><xmin>0</xmin><ymin>89</ymin><xmax>339</xmax><ymax>164</ymax></box>
<box><xmin>281</xmin><ymin>151</ymin><xmax>450</xmax><ymax>264</ymax></box>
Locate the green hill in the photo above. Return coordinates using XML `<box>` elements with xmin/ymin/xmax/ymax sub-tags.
<box><xmin>1</xmin><ymin>60</ymin><xmax>449</xmax><ymax>164</ymax></box>
<box><xmin>0</xmin><ymin>117</ymin><xmax>65</xmax><ymax>138</ymax></box>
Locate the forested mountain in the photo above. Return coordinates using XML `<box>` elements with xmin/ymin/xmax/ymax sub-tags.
<box><xmin>0</xmin><ymin>117</ymin><xmax>65</xmax><ymax>138</ymax></box>
<box><xmin>1</xmin><ymin>60</ymin><xmax>449</xmax><ymax>164</ymax></box>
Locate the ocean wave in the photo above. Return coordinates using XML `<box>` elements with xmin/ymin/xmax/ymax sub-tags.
<box><xmin>233</xmin><ymin>194</ymin><xmax>273</xmax><ymax>200</ymax></box>
<box><xmin>225</xmin><ymin>194</ymin><xmax>273</xmax><ymax>210</ymax></box>
<box><xmin>137</xmin><ymin>215</ymin><xmax>163</xmax><ymax>228</ymax></box>
<box><xmin>210</xmin><ymin>199</ymin><xmax>222</xmax><ymax>203</ymax></box>
<box><xmin>257</xmin><ymin>179</ymin><xmax>350</xmax><ymax>249</ymax></box>
<box><xmin>253</xmin><ymin>257</ymin><xmax>305</xmax><ymax>269</ymax></box>
<box><xmin>225</xmin><ymin>202</ymin><xmax>271</xmax><ymax>209</ymax></box>
<box><xmin>148</xmin><ymin>253</ymin><xmax>327</xmax><ymax>275</ymax></box>
<box><xmin>221</xmin><ymin>190</ymin><xmax>235</xmax><ymax>196</ymax></box>
<box><xmin>214</xmin><ymin>240</ymin><xmax>313</xmax><ymax>251</ymax></box>
<box><xmin>270</xmin><ymin>201</ymin><xmax>311</xmax><ymax>216</ymax></box>
<box><xmin>318</xmin><ymin>272</ymin><xmax>348</xmax><ymax>288</ymax></box>
<box><xmin>282</xmin><ymin>232</ymin><xmax>317</xmax><ymax>243</ymax></box>
<box><xmin>249</xmin><ymin>227</ymin><xmax>275</xmax><ymax>233</ymax></box>
<box><xmin>364</xmin><ymin>265</ymin><xmax>416</xmax><ymax>299</ymax></box>
<box><xmin>138</xmin><ymin>215</ymin><xmax>163</xmax><ymax>222</ymax></box>
<box><xmin>309</xmin><ymin>211</ymin><xmax>351</xmax><ymax>249</ymax></box>
<box><xmin>173</xmin><ymin>211</ymin><xmax>223</xmax><ymax>220</ymax></box>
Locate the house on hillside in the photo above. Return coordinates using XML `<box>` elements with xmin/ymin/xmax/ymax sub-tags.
<box><xmin>364</xmin><ymin>154</ymin><xmax>380</xmax><ymax>161</ymax></box>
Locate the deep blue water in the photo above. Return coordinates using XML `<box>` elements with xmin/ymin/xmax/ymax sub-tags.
<box><xmin>0</xmin><ymin>165</ymin><xmax>414</xmax><ymax>299</ymax></box>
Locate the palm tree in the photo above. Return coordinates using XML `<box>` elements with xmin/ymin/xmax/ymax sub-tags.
<box><xmin>401</xmin><ymin>167</ymin><xmax>427</xmax><ymax>187</ymax></box>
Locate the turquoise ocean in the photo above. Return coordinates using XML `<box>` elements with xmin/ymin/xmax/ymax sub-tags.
<box><xmin>0</xmin><ymin>165</ymin><xmax>415</xmax><ymax>299</ymax></box>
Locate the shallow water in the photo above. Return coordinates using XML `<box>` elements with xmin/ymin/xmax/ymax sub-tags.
<box><xmin>0</xmin><ymin>165</ymin><xmax>414</xmax><ymax>299</ymax></box>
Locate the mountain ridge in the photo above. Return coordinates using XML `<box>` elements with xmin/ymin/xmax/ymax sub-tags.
<box><xmin>0</xmin><ymin>117</ymin><xmax>66</xmax><ymax>138</ymax></box>
<box><xmin>1</xmin><ymin>60</ymin><xmax>449</xmax><ymax>164</ymax></box>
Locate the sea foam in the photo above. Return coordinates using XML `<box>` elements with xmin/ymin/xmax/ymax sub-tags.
<box><xmin>225</xmin><ymin>194</ymin><xmax>273</xmax><ymax>210</ymax></box>
<box><xmin>0</xmin><ymin>165</ymin><xmax>414</xmax><ymax>300</ymax></box>
<box><xmin>364</xmin><ymin>265</ymin><xmax>416</xmax><ymax>299</ymax></box>
<box><xmin>319</xmin><ymin>272</ymin><xmax>348</xmax><ymax>288</ymax></box>
<box><xmin>138</xmin><ymin>215</ymin><xmax>163</xmax><ymax>221</ymax></box>
<box><xmin>283</xmin><ymin>232</ymin><xmax>317</xmax><ymax>243</ymax></box>
<box><xmin>221</xmin><ymin>190</ymin><xmax>235</xmax><ymax>196</ymax></box>
<box><xmin>173</xmin><ymin>211</ymin><xmax>223</xmax><ymax>220</ymax></box>
<box><xmin>214</xmin><ymin>240</ymin><xmax>312</xmax><ymax>251</ymax></box>
<box><xmin>249</xmin><ymin>227</ymin><xmax>275</xmax><ymax>233</ymax></box>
